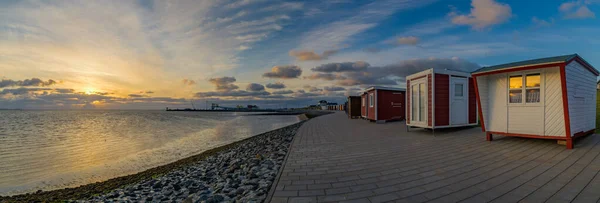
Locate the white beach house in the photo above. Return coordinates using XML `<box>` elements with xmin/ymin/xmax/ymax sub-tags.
<box><xmin>472</xmin><ymin>54</ymin><xmax>598</xmax><ymax>149</ymax></box>
<box><xmin>406</xmin><ymin>68</ymin><xmax>478</xmax><ymax>130</ymax></box>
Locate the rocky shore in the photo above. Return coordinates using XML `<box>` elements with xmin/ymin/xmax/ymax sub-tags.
<box><xmin>0</xmin><ymin>121</ymin><xmax>305</xmax><ymax>202</ymax></box>
<box><xmin>88</xmin><ymin>122</ymin><xmax>302</xmax><ymax>203</ymax></box>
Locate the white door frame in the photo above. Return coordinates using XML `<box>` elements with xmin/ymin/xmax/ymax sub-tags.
<box><xmin>450</xmin><ymin>76</ymin><xmax>468</xmax><ymax>125</ymax></box>
<box><xmin>410</xmin><ymin>78</ymin><xmax>428</xmax><ymax>126</ymax></box>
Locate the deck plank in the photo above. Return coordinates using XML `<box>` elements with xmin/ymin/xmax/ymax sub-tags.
<box><xmin>268</xmin><ymin>112</ymin><xmax>600</xmax><ymax>203</ymax></box>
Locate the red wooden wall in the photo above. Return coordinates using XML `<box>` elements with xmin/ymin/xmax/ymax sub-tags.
<box><xmin>376</xmin><ymin>89</ymin><xmax>405</xmax><ymax>121</ymax></box>
<box><xmin>468</xmin><ymin>78</ymin><xmax>477</xmax><ymax>124</ymax></box>
<box><xmin>361</xmin><ymin>94</ymin><xmax>366</xmax><ymax>117</ymax></box>
<box><xmin>435</xmin><ymin>74</ymin><xmax>450</xmax><ymax>126</ymax></box>
<box><xmin>406</xmin><ymin>80</ymin><xmax>410</xmax><ymax>124</ymax></box>
<box><xmin>428</xmin><ymin>74</ymin><xmax>432</xmax><ymax>126</ymax></box>
<box><xmin>367</xmin><ymin>90</ymin><xmax>376</xmax><ymax>120</ymax></box>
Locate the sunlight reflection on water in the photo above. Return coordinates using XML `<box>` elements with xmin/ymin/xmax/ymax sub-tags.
<box><xmin>0</xmin><ymin>110</ymin><xmax>299</xmax><ymax>195</ymax></box>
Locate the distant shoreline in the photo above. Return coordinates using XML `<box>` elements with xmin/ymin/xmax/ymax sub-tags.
<box><xmin>165</xmin><ymin>109</ymin><xmax>297</xmax><ymax>112</ymax></box>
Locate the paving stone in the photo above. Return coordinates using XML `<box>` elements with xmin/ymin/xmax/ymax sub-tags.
<box><xmin>266</xmin><ymin>112</ymin><xmax>600</xmax><ymax>203</ymax></box>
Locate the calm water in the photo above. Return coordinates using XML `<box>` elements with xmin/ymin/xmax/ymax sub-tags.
<box><xmin>0</xmin><ymin>110</ymin><xmax>300</xmax><ymax>196</ymax></box>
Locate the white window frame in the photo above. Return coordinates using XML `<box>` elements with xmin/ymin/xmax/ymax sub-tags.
<box><xmin>410</xmin><ymin>78</ymin><xmax>428</xmax><ymax>125</ymax></box>
<box><xmin>369</xmin><ymin>93</ymin><xmax>374</xmax><ymax>107</ymax></box>
<box><xmin>507</xmin><ymin>71</ymin><xmax>544</xmax><ymax>107</ymax></box>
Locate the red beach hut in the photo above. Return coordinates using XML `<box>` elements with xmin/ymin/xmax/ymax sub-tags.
<box><xmin>360</xmin><ymin>86</ymin><xmax>406</xmax><ymax>123</ymax></box>
<box><xmin>406</xmin><ymin>68</ymin><xmax>478</xmax><ymax>130</ymax></box>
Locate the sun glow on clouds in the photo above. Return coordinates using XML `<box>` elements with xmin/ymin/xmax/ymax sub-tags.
<box><xmin>0</xmin><ymin>0</ymin><xmax>292</xmax><ymax>101</ymax></box>
<box><xmin>3</xmin><ymin>0</ymin><xmax>597</xmax><ymax>109</ymax></box>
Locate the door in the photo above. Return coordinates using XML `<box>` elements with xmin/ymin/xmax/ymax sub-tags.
<box><xmin>450</xmin><ymin>77</ymin><xmax>468</xmax><ymax>125</ymax></box>
<box><xmin>410</xmin><ymin>78</ymin><xmax>427</xmax><ymax>125</ymax></box>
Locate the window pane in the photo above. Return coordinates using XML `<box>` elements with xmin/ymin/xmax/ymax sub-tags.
<box><xmin>509</xmin><ymin>75</ymin><xmax>522</xmax><ymax>89</ymax></box>
<box><xmin>412</xmin><ymin>85</ymin><xmax>418</xmax><ymax>121</ymax></box>
<box><xmin>526</xmin><ymin>74</ymin><xmax>540</xmax><ymax>88</ymax></box>
<box><xmin>509</xmin><ymin>89</ymin><xmax>522</xmax><ymax>103</ymax></box>
<box><xmin>526</xmin><ymin>89</ymin><xmax>540</xmax><ymax>103</ymax></box>
<box><xmin>454</xmin><ymin>84</ymin><xmax>464</xmax><ymax>97</ymax></box>
<box><xmin>419</xmin><ymin>83</ymin><xmax>426</xmax><ymax>122</ymax></box>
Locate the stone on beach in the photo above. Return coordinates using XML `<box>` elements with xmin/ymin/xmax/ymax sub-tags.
<box><xmin>83</xmin><ymin>122</ymin><xmax>302</xmax><ymax>202</ymax></box>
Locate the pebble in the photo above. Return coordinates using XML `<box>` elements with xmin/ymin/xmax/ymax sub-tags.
<box><xmin>82</xmin><ymin>123</ymin><xmax>301</xmax><ymax>202</ymax></box>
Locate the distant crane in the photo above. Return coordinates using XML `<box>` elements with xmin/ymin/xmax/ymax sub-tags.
<box><xmin>190</xmin><ymin>100</ymin><xmax>196</xmax><ymax>110</ymax></box>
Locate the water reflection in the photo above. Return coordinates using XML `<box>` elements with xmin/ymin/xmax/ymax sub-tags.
<box><xmin>0</xmin><ymin>110</ymin><xmax>299</xmax><ymax>195</ymax></box>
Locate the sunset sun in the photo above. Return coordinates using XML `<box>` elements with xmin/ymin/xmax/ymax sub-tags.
<box><xmin>84</xmin><ymin>88</ymin><xmax>96</xmax><ymax>95</ymax></box>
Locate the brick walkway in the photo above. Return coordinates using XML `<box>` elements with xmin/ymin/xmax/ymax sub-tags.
<box><xmin>268</xmin><ymin>112</ymin><xmax>600</xmax><ymax>203</ymax></box>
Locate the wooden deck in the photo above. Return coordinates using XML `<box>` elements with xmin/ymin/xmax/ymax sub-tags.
<box><xmin>268</xmin><ymin>112</ymin><xmax>600</xmax><ymax>203</ymax></box>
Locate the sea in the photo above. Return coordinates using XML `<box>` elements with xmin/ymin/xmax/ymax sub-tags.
<box><xmin>0</xmin><ymin>110</ymin><xmax>300</xmax><ymax>196</ymax></box>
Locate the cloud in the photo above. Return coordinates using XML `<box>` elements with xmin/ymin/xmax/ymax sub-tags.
<box><xmin>265</xmin><ymin>82</ymin><xmax>286</xmax><ymax>89</ymax></box>
<box><xmin>246</xmin><ymin>83</ymin><xmax>265</xmax><ymax>91</ymax></box>
<box><xmin>303</xmin><ymin>73</ymin><xmax>347</xmax><ymax>81</ymax></box>
<box><xmin>195</xmin><ymin>90</ymin><xmax>270</xmax><ymax>98</ymax></box>
<box><xmin>0</xmin><ymin>78</ymin><xmax>58</xmax><ymax>88</ymax></box>
<box><xmin>128</xmin><ymin>94</ymin><xmax>146</xmax><ymax>98</ymax></box>
<box><xmin>0</xmin><ymin>88</ymin><xmax>190</xmax><ymax>109</ymax></box>
<box><xmin>225</xmin><ymin>0</ymin><xmax>266</xmax><ymax>9</ymax></box>
<box><xmin>55</xmin><ymin>88</ymin><xmax>75</xmax><ymax>94</ymax></box>
<box><xmin>307</xmin><ymin>58</ymin><xmax>480</xmax><ymax>86</ymax></box>
<box><xmin>303</xmin><ymin>85</ymin><xmax>323</xmax><ymax>92</ymax></box>
<box><xmin>449</xmin><ymin>0</ymin><xmax>512</xmax><ymax>30</ymax></box>
<box><xmin>292</xmin><ymin>90</ymin><xmax>321</xmax><ymax>98</ymax></box>
<box><xmin>0</xmin><ymin>88</ymin><xmax>53</xmax><ymax>95</ymax></box>
<box><xmin>182</xmin><ymin>79</ymin><xmax>197</xmax><ymax>86</ymax></box>
<box><xmin>401</xmin><ymin>18</ymin><xmax>457</xmax><ymax>36</ymax></box>
<box><xmin>145</xmin><ymin>91</ymin><xmax>154</xmax><ymax>94</ymax></box>
<box><xmin>559</xmin><ymin>1</ymin><xmax>596</xmax><ymax>19</ymax></box>
<box><xmin>208</xmin><ymin>77</ymin><xmax>239</xmax><ymax>91</ymax></box>
<box><xmin>262</xmin><ymin>65</ymin><xmax>303</xmax><ymax>79</ymax></box>
<box><xmin>0</xmin><ymin>1</ymin><xmax>298</xmax><ymax>103</ymax></box>
<box><xmin>531</xmin><ymin>17</ymin><xmax>554</xmax><ymax>28</ymax></box>
<box><xmin>363</xmin><ymin>47</ymin><xmax>382</xmax><ymax>53</ymax></box>
<box><xmin>297</xmin><ymin>0</ymin><xmax>436</xmax><ymax>52</ymax></box>
<box><xmin>272</xmin><ymin>90</ymin><xmax>294</xmax><ymax>95</ymax></box>
<box><xmin>289</xmin><ymin>49</ymin><xmax>338</xmax><ymax>61</ymax></box>
<box><xmin>311</xmin><ymin>61</ymin><xmax>369</xmax><ymax>72</ymax></box>
<box><xmin>260</xmin><ymin>2</ymin><xmax>304</xmax><ymax>12</ymax></box>
<box><xmin>323</xmin><ymin>86</ymin><xmax>346</xmax><ymax>91</ymax></box>
<box><xmin>396</xmin><ymin>36</ymin><xmax>419</xmax><ymax>45</ymax></box>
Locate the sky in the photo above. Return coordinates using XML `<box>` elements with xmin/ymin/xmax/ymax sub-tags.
<box><xmin>1</xmin><ymin>0</ymin><xmax>599</xmax><ymax>109</ymax></box>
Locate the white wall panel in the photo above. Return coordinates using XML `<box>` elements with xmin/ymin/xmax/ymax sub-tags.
<box><xmin>487</xmin><ymin>74</ymin><xmax>508</xmax><ymax>132</ymax></box>
<box><xmin>544</xmin><ymin>67</ymin><xmax>566</xmax><ymax>136</ymax></box>
<box><xmin>476</xmin><ymin>76</ymin><xmax>489</xmax><ymax>128</ymax></box>
<box><xmin>566</xmin><ymin>61</ymin><xmax>597</xmax><ymax>136</ymax></box>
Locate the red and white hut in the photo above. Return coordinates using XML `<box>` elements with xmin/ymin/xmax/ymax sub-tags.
<box><xmin>472</xmin><ymin>54</ymin><xmax>598</xmax><ymax>149</ymax></box>
<box><xmin>360</xmin><ymin>86</ymin><xmax>406</xmax><ymax>123</ymax></box>
<box><xmin>406</xmin><ymin>68</ymin><xmax>478</xmax><ymax>129</ymax></box>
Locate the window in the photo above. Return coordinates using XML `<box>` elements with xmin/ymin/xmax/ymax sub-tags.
<box><xmin>525</xmin><ymin>74</ymin><xmax>540</xmax><ymax>103</ymax></box>
<box><xmin>419</xmin><ymin>83</ymin><xmax>425</xmax><ymax>121</ymax></box>
<box><xmin>509</xmin><ymin>75</ymin><xmax>522</xmax><ymax>103</ymax></box>
<box><xmin>454</xmin><ymin>84</ymin><xmax>464</xmax><ymax>97</ymax></box>
<box><xmin>411</xmin><ymin>85</ymin><xmax>418</xmax><ymax>121</ymax></box>
<box><xmin>509</xmin><ymin>73</ymin><xmax>541</xmax><ymax>104</ymax></box>
<box><xmin>369</xmin><ymin>93</ymin><xmax>374</xmax><ymax>107</ymax></box>
<box><xmin>362</xmin><ymin>97</ymin><xmax>365</xmax><ymax>106</ymax></box>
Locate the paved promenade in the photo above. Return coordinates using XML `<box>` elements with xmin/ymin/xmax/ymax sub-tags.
<box><xmin>269</xmin><ymin>112</ymin><xmax>600</xmax><ymax>203</ymax></box>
